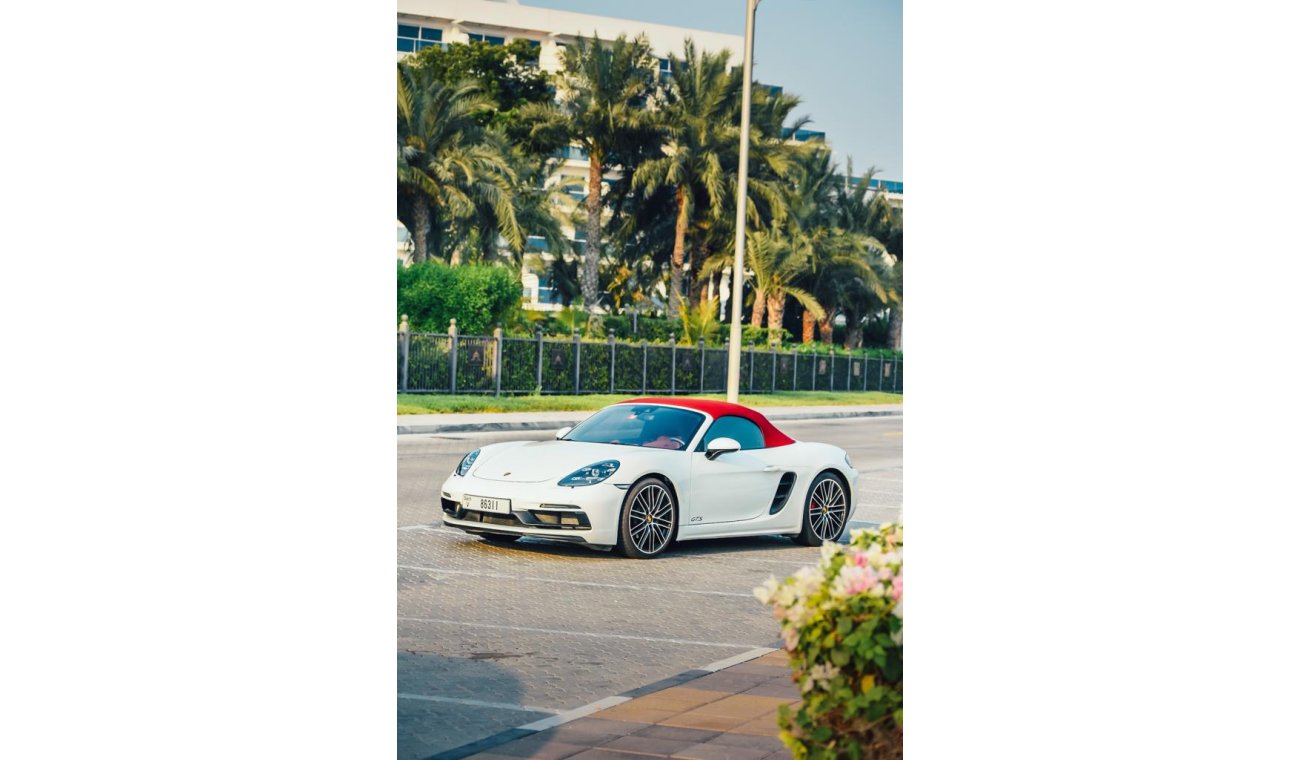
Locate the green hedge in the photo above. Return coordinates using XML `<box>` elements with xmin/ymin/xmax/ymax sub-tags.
<box><xmin>397</xmin><ymin>262</ymin><xmax>521</xmax><ymax>335</ymax></box>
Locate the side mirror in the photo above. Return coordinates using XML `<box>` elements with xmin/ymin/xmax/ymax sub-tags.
<box><xmin>705</xmin><ymin>437</ymin><xmax>741</xmax><ymax>460</ymax></box>
<box><xmin>555</xmin><ymin>426</ymin><xmax>573</xmax><ymax>440</ymax></box>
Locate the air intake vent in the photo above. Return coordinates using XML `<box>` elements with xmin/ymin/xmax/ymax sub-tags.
<box><xmin>769</xmin><ymin>472</ymin><xmax>797</xmax><ymax>514</ymax></box>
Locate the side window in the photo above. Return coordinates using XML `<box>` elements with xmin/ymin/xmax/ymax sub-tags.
<box><xmin>698</xmin><ymin>415</ymin><xmax>765</xmax><ymax>451</ymax></box>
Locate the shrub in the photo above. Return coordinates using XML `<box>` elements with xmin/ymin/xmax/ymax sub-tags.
<box><xmin>755</xmin><ymin>524</ymin><xmax>903</xmax><ymax>759</ymax></box>
<box><xmin>397</xmin><ymin>261</ymin><xmax>521</xmax><ymax>334</ymax></box>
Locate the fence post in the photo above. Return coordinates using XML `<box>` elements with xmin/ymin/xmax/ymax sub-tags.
<box><xmin>810</xmin><ymin>348</ymin><xmax>817</xmax><ymax>391</ymax></box>
<box><xmin>699</xmin><ymin>340</ymin><xmax>706</xmax><ymax>393</ymax></box>
<box><xmin>829</xmin><ymin>348</ymin><xmax>835</xmax><ymax>392</ymax></box>
<box><xmin>492</xmin><ymin>325</ymin><xmax>503</xmax><ymax>397</ymax></box>
<box><xmin>792</xmin><ymin>350</ymin><xmax>798</xmax><ymax>391</ymax></box>
<box><xmin>398</xmin><ymin>314</ymin><xmax>410</xmax><ymax>393</ymax></box>
<box><xmin>535</xmin><ymin>329</ymin><xmax>544</xmax><ymax>393</ymax></box>
<box><xmin>608</xmin><ymin>333</ymin><xmax>616</xmax><ymax>393</ymax></box>
<box><xmin>641</xmin><ymin>340</ymin><xmax>648</xmax><ymax>394</ymax></box>
<box><xmin>669</xmin><ymin>334</ymin><xmax>677</xmax><ymax>395</ymax></box>
<box><xmin>747</xmin><ymin>341</ymin><xmax>755</xmax><ymax>393</ymax></box>
<box><xmin>770</xmin><ymin>343</ymin><xmax>777</xmax><ymax>392</ymax></box>
<box><xmin>862</xmin><ymin>356</ymin><xmax>869</xmax><ymax>391</ymax></box>
<box><xmin>448</xmin><ymin>318</ymin><xmax>459</xmax><ymax>395</ymax></box>
<box><xmin>878</xmin><ymin>353</ymin><xmax>885</xmax><ymax>391</ymax></box>
<box><xmin>892</xmin><ymin>357</ymin><xmax>899</xmax><ymax>393</ymax></box>
<box><xmin>573</xmin><ymin>332</ymin><xmax>581</xmax><ymax>394</ymax></box>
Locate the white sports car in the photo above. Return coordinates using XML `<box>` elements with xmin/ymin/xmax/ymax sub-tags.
<box><xmin>438</xmin><ymin>398</ymin><xmax>858</xmax><ymax>558</ymax></box>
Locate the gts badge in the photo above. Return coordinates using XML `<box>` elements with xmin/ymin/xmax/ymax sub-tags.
<box><xmin>690</xmin><ymin>516</ymin><xmax>702</xmax><ymax>522</ymax></box>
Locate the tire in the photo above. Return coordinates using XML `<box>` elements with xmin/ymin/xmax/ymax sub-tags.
<box><xmin>794</xmin><ymin>472</ymin><xmax>850</xmax><ymax>546</ymax></box>
<box><xmin>480</xmin><ymin>533</ymin><xmax>522</xmax><ymax>544</ymax></box>
<box><xmin>616</xmin><ymin>477</ymin><xmax>678</xmax><ymax>559</ymax></box>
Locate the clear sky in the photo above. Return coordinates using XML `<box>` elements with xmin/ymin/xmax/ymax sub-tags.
<box><xmin>522</xmin><ymin>0</ymin><xmax>903</xmax><ymax>182</ymax></box>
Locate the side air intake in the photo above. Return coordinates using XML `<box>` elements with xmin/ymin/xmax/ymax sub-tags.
<box><xmin>769</xmin><ymin>472</ymin><xmax>797</xmax><ymax>514</ymax></box>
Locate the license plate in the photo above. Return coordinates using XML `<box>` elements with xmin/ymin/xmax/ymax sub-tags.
<box><xmin>466</xmin><ymin>495</ymin><xmax>510</xmax><ymax>514</ymax></box>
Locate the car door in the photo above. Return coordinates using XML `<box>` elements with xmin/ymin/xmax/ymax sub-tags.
<box><xmin>689</xmin><ymin>416</ymin><xmax>784</xmax><ymax>525</ymax></box>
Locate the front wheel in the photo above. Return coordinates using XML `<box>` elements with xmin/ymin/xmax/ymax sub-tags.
<box><xmin>795</xmin><ymin>472</ymin><xmax>849</xmax><ymax>546</ymax></box>
<box><xmin>617</xmin><ymin>477</ymin><xmax>677</xmax><ymax>559</ymax></box>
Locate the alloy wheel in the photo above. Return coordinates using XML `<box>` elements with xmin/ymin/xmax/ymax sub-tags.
<box><xmin>628</xmin><ymin>483</ymin><xmax>674</xmax><ymax>555</ymax></box>
<box><xmin>808</xmin><ymin>477</ymin><xmax>847</xmax><ymax>542</ymax></box>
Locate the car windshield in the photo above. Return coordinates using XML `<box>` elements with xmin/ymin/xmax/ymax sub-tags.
<box><xmin>561</xmin><ymin>405</ymin><xmax>705</xmax><ymax>451</ymax></box>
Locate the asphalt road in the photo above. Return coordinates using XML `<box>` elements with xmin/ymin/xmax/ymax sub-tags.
<box><xmin>397</xmin><ymin>415</ymin><xmax>902</xmax><ymax>759</ymax></box>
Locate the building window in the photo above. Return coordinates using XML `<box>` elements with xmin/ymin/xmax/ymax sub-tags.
<box><xmin>657</xmin><ymin>57</ymin><xmax>672</xmax><ymax>82</ymax></box>
<box><xmin>467</xmin><ymin>33</ymin><xmax>505</xmax><ymax>45</ymax></box>
<box><xmin>398</xmin><ymin>24</ymin><xmax>442</xmax><ymax>52</ymax></box>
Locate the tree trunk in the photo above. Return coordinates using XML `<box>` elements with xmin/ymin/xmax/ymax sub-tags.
<box><xmin>751</xmin><ymin>287</ymin><xmax>767</xmax><ymax>328</ymax></box>
<box><xmin>668</xmin><ymin>186</ymin><xmax>688</xmax><ymax>316</ymax></box>
<box><xmin>582</xmin><ymin>150</ymin><xmax>604</xmax><ymax>310</ymax></box>
<box><xmin>888</xmin><ymin>299</ymin><xmax>903</xmax><ymax>351</ymax></box>
<box><xmin>801</xmin><ymin>309</ymin><xmax>815</xmax><ymax>344</ymax></box>
<box><xmin>410</xmin><ymin>200</ymin><xmax>430</xmax><ymax>264</ymax></box>
<box><xmin>818</xmin><ymin>315</ymin><xmax>834</xmax><ymax>346</ymax></box>
<box><xmin>766</xmin><ymin>293</ymin><xmax>785</xmax><ymax>347</ymax></box>
<box><xmin>844</xmin><ymin>306</ymin><xmax>863</xmax><ymax>350</ymax></box>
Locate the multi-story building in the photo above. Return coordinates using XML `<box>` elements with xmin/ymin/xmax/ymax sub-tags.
<box><xmin>396</xmin><ymin>0</ymin><xmax>901</xmax><ymax>309</ymax></box>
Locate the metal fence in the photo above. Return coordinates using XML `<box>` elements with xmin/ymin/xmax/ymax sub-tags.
<box><xmin>397</xmin><ymin>322</ymin><xmax>903</xmax><ymax>396</ymax></box>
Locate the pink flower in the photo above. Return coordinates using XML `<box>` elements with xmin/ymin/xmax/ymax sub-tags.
<box><xmin>891</xmin><ymin>570</ymin><xmax>903</xmax><ymax>602</ymax></box>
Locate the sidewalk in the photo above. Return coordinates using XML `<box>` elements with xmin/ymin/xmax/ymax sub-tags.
<box><xmin>398</xmin><ymin>404</ymin><xmax>901</xmax><ymax>435</ymax></box>
<box><xmin>452</xmin><ymin>649</ymin><xmax>797</xmax><ymax>759</ymax></box>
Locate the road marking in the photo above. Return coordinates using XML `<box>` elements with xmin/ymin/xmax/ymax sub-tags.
<box><xmin>700</xmin><ymin>647</ymin><xmax>778</xmax><ymax>672</ymax></box>
<box><xmin>397</xmin><ymin>618</ymin><xmax>761</xmax><ymax>649</ymax></box>
<box><xmin>396</xmin><ymin>693</ymin><xmax>558</xmax><ymax>714</ymax></box>
<box><xmin>518</xmin><ymin>696</ymin><xmax>630</xmax><ymax>732</ymax></box>
<box><xmin>398</xmin><ymin>565</ymin><xmax>753</xmax><ymax>598</ymax></box>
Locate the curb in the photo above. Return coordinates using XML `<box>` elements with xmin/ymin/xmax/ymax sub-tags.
<box><xmin>422</xmin><ymin>645</ymin><xmax>779</xmax><ymax>760</ymax></box>
<box><xmin>398</xmin><ymin>407</ymin><xmax>901</xmax><ymax>436</ymax></box>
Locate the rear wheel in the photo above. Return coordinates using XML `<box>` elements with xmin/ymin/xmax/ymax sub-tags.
<box><xmin>480</xmin><ymin>533</ymin><xmax>521</xmax><ymax>544</ymax></box>
<box><xmin>795</xmin><ymin>472</ymin><xmax>849</xmax><ymax>546</ymax></box>
<box><xmin>617</xmin><ymin>477</ymin><xmax>677</xmax><ymax>559</ymax></box>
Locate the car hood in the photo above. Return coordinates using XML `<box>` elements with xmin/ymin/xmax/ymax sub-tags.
<box><xmin>472</xmin><ymin>440</ymin><xmax>647</xmax><ymax>483</ymax></box>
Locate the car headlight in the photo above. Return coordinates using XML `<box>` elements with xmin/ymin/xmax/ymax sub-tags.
<box><xmin>557</xmin><ymin>460</ymin><xmax>620</xmax><ymax>487</ymax></box>
<box><xmin>455</xmin><ymin>449</ymin><xmax>481</xmax><ymax>477</ymax></box>
<box><xmin>844</xmin><ymin>453</ymin><xmax>854</xmax><ymax>469</ymax></box>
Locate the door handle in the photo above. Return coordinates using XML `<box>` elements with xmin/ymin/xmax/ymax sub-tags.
<box><xmin>762</xmin><ymin>465</ymin><xmax>780</xmax><ymax>472</ymax></box>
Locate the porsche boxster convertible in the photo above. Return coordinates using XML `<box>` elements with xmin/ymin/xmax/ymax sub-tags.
<box><xmin>438</xmin><ymin>398</ymin><xmax>857</xmax><ymax>558</ymax></box>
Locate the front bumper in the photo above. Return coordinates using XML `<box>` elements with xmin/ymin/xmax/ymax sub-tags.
<box><xmin>438</xmin><ymin>473</ymin><xmax>625</xmax><ymax>546</ymax></box>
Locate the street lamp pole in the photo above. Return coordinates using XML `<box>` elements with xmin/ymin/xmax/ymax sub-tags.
<box><xmin>726</xmin><ymin>0</ymin><xmax>759</xmax><ymax>403</ymax></box>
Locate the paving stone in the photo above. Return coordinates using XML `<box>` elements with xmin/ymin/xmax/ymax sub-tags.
<box><xmin>632</xmin><ymin>725</ymin><xmax>721</xmax><ymax>743</ymax></box>
<box><xmin>604</xmin><ymin>734</ymin><xmax>701</xmax><ymax>756</ymax></box>
<box><xmin>671</xmin><ymin>744</ymin><xmax>771</xmax><ymax>760</ymax></box>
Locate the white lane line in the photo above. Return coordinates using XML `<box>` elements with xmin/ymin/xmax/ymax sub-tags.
<box><xmin>396</xmin><ymin>693</ymin><xmax>558</xmax><ymax>714</ymax></box>
<box><xmin>398</xmin><ymin>565</ymin><xmax>752</xmax><ymax>598</ymax></box>
<box><xmin>518</xmin><ymin>696</ymin><xmax>631</xmax><ymax>732</ymax></box>
<box><xmin>397</xmin><ymin>618</ymin><xmax>761</xmax><ymax>649</ymax></box>
<box><xmin>700</xmin><ymin>646</ymin><xmax>778</xmax><ymax>672</ymax></box>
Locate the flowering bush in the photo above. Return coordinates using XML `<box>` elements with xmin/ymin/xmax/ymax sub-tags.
<box><xmin>755</xmin><ymin>523</ymin><xmax>903</xmax><ymax>759</ymax></box>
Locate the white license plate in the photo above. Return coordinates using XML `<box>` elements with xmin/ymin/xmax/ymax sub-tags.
<box><xmin>465</xmin><ymin>495</ymin><xmax>510</xmax><ymax>514</ymax></box>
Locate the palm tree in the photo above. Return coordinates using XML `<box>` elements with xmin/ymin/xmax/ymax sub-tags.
<box><xmin>631</xmin><ymin>40</ymin><xmax>737</xmax><ymax>315</ymax></box>
<box><xmin>397</xmin><ymin>63</ymin><xmax>523</xmax><ymax>263</ymax></box>
<box><xmin>741</xmin><ymin>229</ymin><xmax>825</xmax><ymax>346</ymax></box>
<box><xmin>554</xmin><ymin>34</ymin><xmax>661</xmax><ymax>308</ymax></box>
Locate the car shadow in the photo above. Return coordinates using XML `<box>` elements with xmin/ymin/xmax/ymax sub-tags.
<box><xmin>439</xmin><ymin>522</ymin><xmax>854</xmax><ymax>562</ymax></box>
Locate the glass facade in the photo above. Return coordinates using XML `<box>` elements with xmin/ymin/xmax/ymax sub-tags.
<box><xmin>398</xmin><ymin>24</ymin><xmax>442</xmax><ymax>52</ymax></box>
<box><xmin>467</xmin><ymin>33</ymin><xmax>505</xmax><ymax>45</ymax></box>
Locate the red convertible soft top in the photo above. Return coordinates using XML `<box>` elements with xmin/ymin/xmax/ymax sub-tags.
<box><xmin>622</xmin><ymin>397</ymin><xmax>796</xmax><ymax>448</ymax></box>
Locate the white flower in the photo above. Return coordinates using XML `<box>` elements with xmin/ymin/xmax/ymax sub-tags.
<box><xmin>820</xmin><ymin>541</ymin><xmax>842</xmax><ymax>565</ymax></box>
<box><xmin>753</xmin><ymin>576</ymin><xmax>779</xmax><ymax>605</ymax></box>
